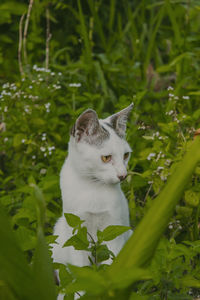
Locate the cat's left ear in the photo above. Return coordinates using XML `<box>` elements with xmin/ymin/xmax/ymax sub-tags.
<box><xmin>106</xmin><ymin>103</ymin><xmax>133</xmax><ymax>138</ymax></box>
<box><xmin>71</xmin><ymin>109</ymin><xmax>109</xmax><ymax>144</ymax></box>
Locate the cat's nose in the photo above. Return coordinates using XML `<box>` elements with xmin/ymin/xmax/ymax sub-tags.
<box><xmin>118</xmin><ymin>174</ymin><xmax>127</xmax><ymax>182</ymax></box>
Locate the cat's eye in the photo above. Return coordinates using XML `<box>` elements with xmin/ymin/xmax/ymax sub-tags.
<box><xmin>101</xmin><ymin>155</ymin><xmax>112</xmax><ymax>163</ymax></box>
<box><xmin>124</xmin><ymin>152</ymin><xmax>129</xmax><ymax>160</ymax></box>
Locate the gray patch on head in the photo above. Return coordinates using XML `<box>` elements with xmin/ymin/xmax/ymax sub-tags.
<box><xmin>87</xmin><ymin>125</ymin><xmax>109</xmax><ymax>146</ymax></box>
<box><xmin>72</xmin><ymin>109</ymin><xmax>110</xmax><ymax>146</ymax></box>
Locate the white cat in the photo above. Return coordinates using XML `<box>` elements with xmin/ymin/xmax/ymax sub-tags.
<box><xmin>52</xmin><ymin>104</ymin><xmax>133</xmax><ymax>269</ymax></box>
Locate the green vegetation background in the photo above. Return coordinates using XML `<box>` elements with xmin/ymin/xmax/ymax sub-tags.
<box><xmin>1</xmin><ymin>0</ymin><xmax>200</xmax><ymax>299</ymax></box>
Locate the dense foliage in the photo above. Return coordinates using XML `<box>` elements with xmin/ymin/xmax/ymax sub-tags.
<box><xmin>1</xmin><ymin>0</ymin><xmax>200</xmax><ymax>299</ymax></box>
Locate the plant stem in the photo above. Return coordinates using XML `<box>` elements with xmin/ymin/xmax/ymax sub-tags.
<box><xmin>18</xmin><ymin>14</ymin><xmax>25</xmax><ymax>77</ymax></box>
<box><xmin>23</xmin><ymin>0</ymin><xmax>34</xmax><ymax>66</ymax></box>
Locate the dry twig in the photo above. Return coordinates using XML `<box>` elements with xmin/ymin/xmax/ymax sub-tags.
<box><xmin>23</xmin><ymin>0</ymin><xmax>34</xmax><ymax>66</ymax></box>
<box><xmin>45</xmin><ymin>7</ymin><xmax>52</xmax><ymax>70</ymax></box>
<box><xmin>18</xmin><ymin>14</ymin><xmax>25</xmax><ymax>76</ymax></box>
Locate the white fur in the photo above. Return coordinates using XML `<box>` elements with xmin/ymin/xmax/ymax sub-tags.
<box><xmin>51</xmin><ymin>117</ymin><xmax>132</xmax><ymax>268</ymax></box>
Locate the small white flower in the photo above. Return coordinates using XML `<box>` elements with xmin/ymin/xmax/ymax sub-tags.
<box><xmin>182</xmin><ymin>95</ymin><xmax>190</xmax><ymax>100</ymax></box>
<box><xmin>147</xmin><ymin>153</ymin><xmax>156</xmax><ymax>160</ymax></box>
<box><xmin>21</xmin><ymin>139</ymin><xmax>25</xmax><ymax>143</ymax></box>
<box><xmin>51</xmin><ymin>72</ymin><xmax>55</xmax><ymax>76</ymax></box>
<box><xmin>148</xmin><ymin>180</ymin><xmax>153</xmax><ymax>184</ymax></box>
<box><xmin>32</xmin><ymin>155</ymin><xmax>36</xmax><ymax>159</ymax></box>
<box><xmin>2</xmin><ymin>83</ymin><xmax>9</xmax><ymax>89</ymax></box>
<box><xmin>40</xmin><ymin>146</ymin><xmax>46</xmax><ymax>152</ymax></box>
<box><xmin>169</xmin><ymin>93</ymin><xmax>174</xmax><ymax>98</ymax></box>
<box><xmin>40</xmin><ymin>168</ymin><xmax>47</xmax><ymax>174</ymax></box>
<box><xmin>24</xmin><ymin>106</ymin><xmax>30</xmax><ymax>113</ymax></box>
<box><xmin>167</xmin><ymin>110</ymin><xmax>174</xmax><ymax>116</ymax></box>
<box><xmin>69</xmin><ymin>83</ymin><xmax>81</xmax><ymax>88</ymax></box>
<box><xmin>165</xmin><ymin>159</ymin><xmax>171</xmax><ymax>166</ymax></box>
<box><xmin>29</xmin><ymin>85</ymin><xmax>33</xmax><ymax>89</ymax></box>
<box><xmin>169</xmin><ymin>224</ymin><xmax>173</xmax><ymax>229</ymax></box>
<box><xmin>4</xmin><ymin>106</ymin><xmax>8</xmax><ymax>112</ymax></box>
<box><xmin>10</xmin><ymin>84</ymin><xmax>17</xmax><ymax>91</ymax></box>
<box><xmin>167</xmin><ymin>86</ymin><xmax>174</xmax><ymax>91</ymax></box>
<box><xmin>160</xmin><ymin>175</ymin><xmax>167</xmax><ymax>181</ymax></box>
<box><xmin>4</xmin><ymin>137</ymin><xmax>8</xmax><ymax>142</ymax></box>
<box><xmin>157</xmin><ymin>166</ymin><xmax>164</xmax><ymax>172</ymax></box>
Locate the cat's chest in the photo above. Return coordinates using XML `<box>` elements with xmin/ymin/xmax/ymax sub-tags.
<box><xmin>62</xmin><ymin>180</ymin><xmax>124</xmax><ymax>213</ymax></box>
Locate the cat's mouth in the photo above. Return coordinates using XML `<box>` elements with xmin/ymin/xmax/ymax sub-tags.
<box><xmin>90</xmin><ymin>175</ymin><xmax>120</xmax><ymax>185</ymax></box>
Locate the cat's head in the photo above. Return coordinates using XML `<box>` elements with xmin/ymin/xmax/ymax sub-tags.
<box><xmin>69</xmin><ymin>104</ymin><xmax>133</xmax><ymax>185</ymax></box>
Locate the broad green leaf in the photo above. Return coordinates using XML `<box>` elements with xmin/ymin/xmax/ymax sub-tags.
<box><xmin>32</xmin><ymin>228</ymin><xmax>57</xmax><ymax>300</ymax></box>
<box><xmin>30</xmin><ymin>184</ymin><xmax>46</xmax><ymax>228</ymax></box>
<box><xmin>97</xmin><ymin>225</ymin><xmax>131</xmax><ymax>242</ymax></box>
<box><xmin>129</xmin><ymin>293</ymin><xmax>149</xmax><ymax>300</ymax></box>
<box><xmin>189</xmin><ymin>91</ymin><xmax>200</xmax><ymax>96</ymax></box>
<box><xmin>180</xmin><ymin>275</ymin><xmax>200</xmax><ymax>288</ymax></box>
<box><xmin>92</xmin><ymin>244</ymin><xmax>111</xmax><ymax>263</ymax></box>
<box><xmin>184</xmin><ymin>190</ymin><xmax>199</xmax><ymax>207</ymax></box>
<box><xmin>0</xmin><ymin>204</ymin><xmax>38</xmax><ymax>299</ymax></box>
<box><xmin>64</xmin><ymin>213</ymin><xmax>85</xmax><ymax>228</ymax></box>
<box><xmin>0</xmin><ymin>2</ymin><xmax>27</xmax><ymax>15</ymax></box>
<box><xmin>15</xmin><ymin>226</ymin><xmax>36</xmax><ymax>251</ymax></box>
<box><xmin>176</xmin><ymin>205</ymin><xmax>193</xmax><ymax>218</ymax></box>
<box><xmin>63</xmin><ymin>227</ymin><xmax>89</xmax><ymax>250</ymax></box>
<box><xmin>31</xmin><ymin>183</ymin><xmax>56</xmax><ymax>300</ymax></box>
<box><xmin>31</xmin><ymin>118</ymin><xmax>46</xmax><ymax>126</ymax></box>
<box><xmin>13</xmin><ymin>133</ymin><xmax>26</xmax><ymax>147</ymax></box>
<box><xmin>109</xmin><ymin>267</ymin><xmax>151</xmax><ymax>290</ymax></box>
<box><xmin>66</xmin><ymin>265</ymin><xmax>107</xmax><ymax>295</ymax></box>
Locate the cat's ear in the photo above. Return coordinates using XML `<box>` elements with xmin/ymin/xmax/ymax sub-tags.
<box><xmin>71</xmin><ymin>109</ymin><xmax>108</xmax><ymax>143</ymax></box>
<box><xmin>106</xmin><ymin>103</ymin><xmax>133</xmax><ymax>138</ymax></box>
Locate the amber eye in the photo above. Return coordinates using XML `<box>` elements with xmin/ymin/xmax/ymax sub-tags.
<box><xmin>124</xmin><ymin>152</ymin><xmax>129</xmax><ymax>160</ymax></box>
<box><xmin>101</xmin><ymin>155</ymin><xmax>112</xmax><ymax>163</ymax></box>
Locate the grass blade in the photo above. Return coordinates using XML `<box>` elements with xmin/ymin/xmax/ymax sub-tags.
<box><xmin>77</xmin><ymin>0</ymin><xmax>92</xmax><ymax>64</ymax></box>
<box><xmin>0</xmin><ymin>205</ymin><xmax>37</xmax><ymax>299</ymax></box>
<box><xmin>31</xmin><ymin>184</ymin><xmax>57</xmax><ymax>300</ymax></box>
